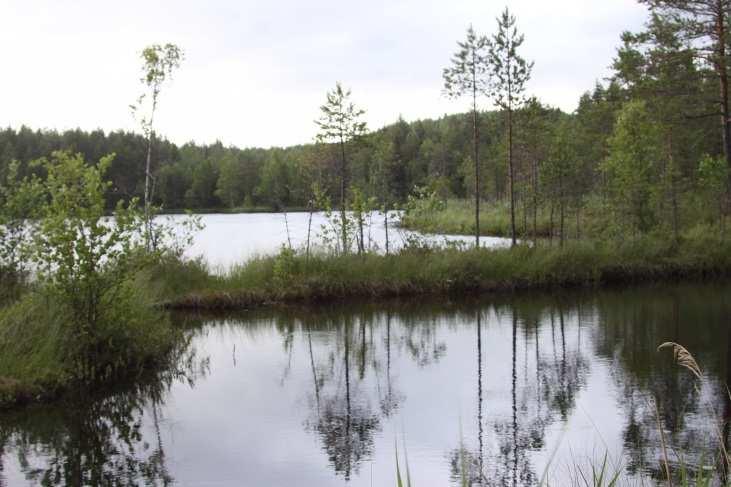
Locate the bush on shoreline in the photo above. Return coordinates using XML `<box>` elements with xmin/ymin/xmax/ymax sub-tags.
<box><xmin>0</xmin><ymin>151</ymin><xmax>181</xmax><ymax>409</ymax></box>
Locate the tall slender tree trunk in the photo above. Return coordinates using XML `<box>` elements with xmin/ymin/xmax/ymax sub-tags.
<box><xmin>549</xmin><ymin>203</ymin><xmax>555</xmax><ymax>247</ymax></box>
<box><xmin>559</xmin><ymin>163</ymin><xmax>567</xmax><ymax>247</ymax></box>
<box><xmin>722</xmin><ymin>319</ymin><xmax>731</xmax><ymax>482</ymax></box>
<box><xmin>717</xmin><ymin>5</ymin><xmax>731</xmax><ymax>177</ymax></box>
<box><xmin>339</xmin><ymin>135</ymin><xmax>348</xmax><ymax>254</ymax></box>
<box><xmin>343</xmin><ymin>324</ymin><xmax>352</xmax><ymax>479</ymax></box>
<box><xmin>495</xmin><ymin>158</ymin><xmax>501</xmax><ymax>201</ymax></box>
<box><xmin>560</xmin><ymin>201</ymin><xmax>565</xmax><ymax>248</ymax></box>
<box><xmin>306</xmin><ymin>209</ymin><xmax>313</xmax><ymax>259</ymax></box>
<box><xmin>532</xmin><ymin>158</ymin><xmax>538</xmax><ymax>246</ymax></box>
<box><xmin>476</xmin><ymin>311</ymin><xmax>484</xmax><ymax>481</ymax></box>
<box><xmin>508</xmin><ymin>106</ymin><xmax>517</xmax><ymax>246</ymax></box>
<box><xmin>143</xmin><ymin>92</ymin><xmax>159</xmax><ymax>251</ymax></box>
<box><xmin>358</xmin><ymin>212</ymin><xmax>365</xmax><ymax>254</ymax></box>
<box><xmin>522</xmin><ymin>193</ymin><xmax>528</xmax><ymax>237</ymax></box>
<box><xmin>575</xmin><ymin>206</ymin><xmax>581</xmax><ymax>240</ymax></box>
<box><xmin>511</xmin><ymin>312</ymin><xmax>518</xmax><ymax>487</ymax></box>
<box><xmin>283</xmin><ymin>210</ymin><xmax>292</xmax><ymax>249</ymax></box>
<box><xmin>666</xmin><ymin>132</ymin><xmax>679</xmax><ymax>243</ymax></box>
<box><xmin>144</xmin><ymin>131</ymin><xmax>154</xmax><ymax>250</ymax></box>
<box><xmin>384</xmin><ymin>210</ymin><xmax>390</xmax><ymax>255</ymax></box>
<box><xmin>473</xmin><ymin>80</ymin><xmax>481</xmax><ymax>248</ymax></box>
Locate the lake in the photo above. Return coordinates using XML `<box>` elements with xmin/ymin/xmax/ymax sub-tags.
<box><xmin>1</xmin><ymin>281</ymin><xmax>729</xmax><ymax>486</ymax></box>
<box><xmin>168</xmin><ymin>212</ymin><xmax>510</xmax><ymax>269</ymax></box>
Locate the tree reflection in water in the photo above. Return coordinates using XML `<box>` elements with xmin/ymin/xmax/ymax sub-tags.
<box><xmin>2</xmin><ymin>284</ymin><xmax>731</xmax><ymax>486</ymax></box>
<box><xmin>448</xmin><ymin>300</ymin><xmax>590</xmax><ymax>486</ymax></box>
<box><xmin>298</xmin><ymin>304</ymin><xmax>448</xmax><ymax>480</ymax></box>
<box><xmin>0</xmin><ymin>336</ymin><xmax>208</xmax><ymax>487</ymax></box>
<box><xmin>593</xmin><ymin>286</ymin><xmax>731</xmax><ymax>483</ymax></box>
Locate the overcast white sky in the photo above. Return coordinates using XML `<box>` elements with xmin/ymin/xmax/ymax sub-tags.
<box><xmin>0</xmin><ymin>0</ymin><xmax>648</xmax><ymax>148</ymax></box>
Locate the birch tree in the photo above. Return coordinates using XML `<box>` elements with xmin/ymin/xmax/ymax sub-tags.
<box><xmin>131</xmin><ymin>43</ymin><xmax>184</xmax><ymax>250</ymax></box>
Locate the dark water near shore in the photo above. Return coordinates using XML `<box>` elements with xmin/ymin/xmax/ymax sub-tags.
<box><xmin>1</xmin><ymin>282</ymin><xmax>730</xmax><ymax>486</ymax></box>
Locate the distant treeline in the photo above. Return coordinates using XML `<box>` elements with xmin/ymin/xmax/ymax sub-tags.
<box><xmin>0</xmin><ymin>4</ymin><xmax>727</xmax><ymax>221</ymax></box>
<box><xmin>0</xmin><ymin>112</ymin><xmax>552</xmax><ymax>211</ymax></box>
<box><xmin>0</xmin><ymin>84</ymin><xmax>720</xmax><ymax>219</ymax></box>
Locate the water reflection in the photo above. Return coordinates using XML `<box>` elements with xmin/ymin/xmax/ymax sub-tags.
<box><xmin>168</xmin><ymin>212</ymin><xmax>511</xmax><ymax>270</ymax></box>
<box><xmin>0</xmin><ymin>339</ymin><xmax>207</xmax><ymax>486</ymax></box>
<box><xmin>1</xmin><ymin>283</ymin><xmax>731</xmax><ymax>486</ymax></box>
<box><xmin>591</xmin><ymin>286</ymin><xmax>731</xmax><ymax>483</ymax></box>
<box><xmin>449</xmin><ymin>303</ymin><xmax>591</xmax><ymax>486</ymax></box>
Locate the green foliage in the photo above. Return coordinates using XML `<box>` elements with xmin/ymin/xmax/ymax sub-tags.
<box><xmin>0</xmin><ymin>275</ymin><xmax>173</xmax><ymax>405</ymax></box>
<box><xmin>315</xmin><ymin>82</ymin><xmax>369</xmax><ymax>253</ymax></box>
<box><xmin>131</xmin><ymin>44</ymin><xmax>185</xmax><ymax>139</ymax></box>
<box><xmin>256</xmin><ymin>150</ymin><xmax>294</xmax><ymax>210</ymax></box>
<box><xmin>443</xmin><ymin>26</ymin><xmax>490</xmax><ymax>101</ymax></box>
<box><xmin>349</xmin><ymin>186</ymin><xmax>378</xmax><ymax>253</ymax></box>
<box><xmin>0</xmin><ymin>0</ymin><xmax>729</xmax><ymax>249</ymax></box>
<box><xmin>488</xmin><ymin>8</ymin><xmax>533</xmax><ymax>111</ymax></box>
<box><xmin>162</xmin><ymin>229</ymin><xmax>731</xmax><ymax>311</ymax></box>
<box><xmin>0</xmin><ymin>160</ymin><xmax>43</xmax><ymax>289</ymax></box>
<box><xmin>697</xmin><ymin>154</ymin><xmax>728</xmax><ymax>223</ymax></box>
<box><xmin>131</xmin><ymin>42</ymin><xmax>185</xmax><ymax>250</ymax></box>
<box><xmin>315</xmin><ymin>83</ymin><xmax>368</xmax><ymax>146</ymax></box>
<box><xmin>17</xmin><ymin>151</ymin><xmax>174</xmax><ymax>385</ymax></box>
<box><xmin>602</xmin><ymin>100</ymin><xmax>663</xmax><ymax>233</ymax></box>
<box><xmin>31</xmin><ymin>151</ymin><xmax>141</xmax><ymax>300</ymax></box>
<box><xmin>403</xmin><ymin>186</ymin><xmax>446</xmax><ymax>220</ymax></box>
<box><xmin>272</xmin><ymin>246</ymin><xmax>300</xmax><ymax>285</ymax></box>
<box><xmin>443</xmin><ymin>24</ymin><xmax>491</xmax><ymax>245</ymax></box>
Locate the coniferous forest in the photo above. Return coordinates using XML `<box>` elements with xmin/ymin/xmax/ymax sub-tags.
<box><xmin>0</xmin><ymin>2</ymin><xmax>725</xmax><ymax>244</ymax></box>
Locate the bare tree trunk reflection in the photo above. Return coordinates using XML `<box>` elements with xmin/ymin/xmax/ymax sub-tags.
<box><xmin>359</xmin><ymin>317</ymin><xmax>367</xmax><ymax>380</ymax></box>
<box><xmin>477</xmin><ymin>310</ymin><xmax>484</xmax><ymax>485</ymax></box>
<box><xmin>0</xmin><ymin>438</ymin><xmax>5</xmax><ymax>487</ymax></box>
<box><xmin>512</xmin><ymin>312</ymin><xmax>518</xmax><ymax>487</ymax></box>
<box><xmin>308</xmin><ymin>327</ymin><xmax>321</xmax><ymax>417</ymax></box>
<box><xmin>344</xmin><ymin>324</ymin><xmax>352</xmax><ymax>479</ymax></box>
<box><xmin>722</xmin><ymin>320</ymin><xmax>731</xmax><ymax>482</ymax></box>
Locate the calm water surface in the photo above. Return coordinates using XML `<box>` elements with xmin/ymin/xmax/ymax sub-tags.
<box><xmin>1</xmin><ymin>282</ymin><xmax>730</xmax><ymax>486</ymax></box>
<box><xmin>170</xmin><ymin>212</ymin><xmax>510</xmax><ymax>269</ymax></box>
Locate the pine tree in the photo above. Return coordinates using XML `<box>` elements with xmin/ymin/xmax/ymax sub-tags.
<box><xmin>638</xmin><ymin>0</ymin><xmax>731</xmax><ymax>201</ymax></box>
<box><xmin>488</xmin><ymin>8</ymin><xmax>533</xmax><ymax>246</ymax></box>
<box><xmin>315</xmin><ymin>83</ymin><xmax>368</xmax><ymax>254</ymax></box>
<box><xmin>443</xmin><ymin>26</ymin><xmax>490</xmax><ymax>247</ymax></box>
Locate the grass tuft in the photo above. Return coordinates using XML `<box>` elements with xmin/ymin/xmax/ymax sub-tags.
<box><xmin>156</xmin><ymin>233</ymin><xmax>731</xmax><ymax>311</ymax></box>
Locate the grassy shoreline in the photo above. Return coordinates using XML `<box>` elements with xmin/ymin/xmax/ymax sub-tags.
<box><xmin>400</xmin><ymin>199</ymin><xmax>557</xmax><ymax>238</ymax></box>
<box><xmin>3</xmin><ymin>232</ymin><xmax>731</xmax><ymax>409</ymax></box>
<box><xmin>158</xmin><ymin>205</ymin><xmax>312</xmax><ymax>215</ymax></box>
<box><xmin>157</xmin><ymin>234</ymin><xmax>731</xmax><ymax>311</ymax></box>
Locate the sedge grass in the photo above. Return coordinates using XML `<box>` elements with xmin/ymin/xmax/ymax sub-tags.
<box><xmin>156</xmin><ymin>232</ymin><xmax>731</xmax><ymax>310</ymax></box>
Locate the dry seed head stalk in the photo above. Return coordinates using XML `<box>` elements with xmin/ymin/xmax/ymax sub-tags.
<box><xmin>657</xmin><ymin>342</ymin><xmax>702</xmax><ymax>380</ymax></box>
